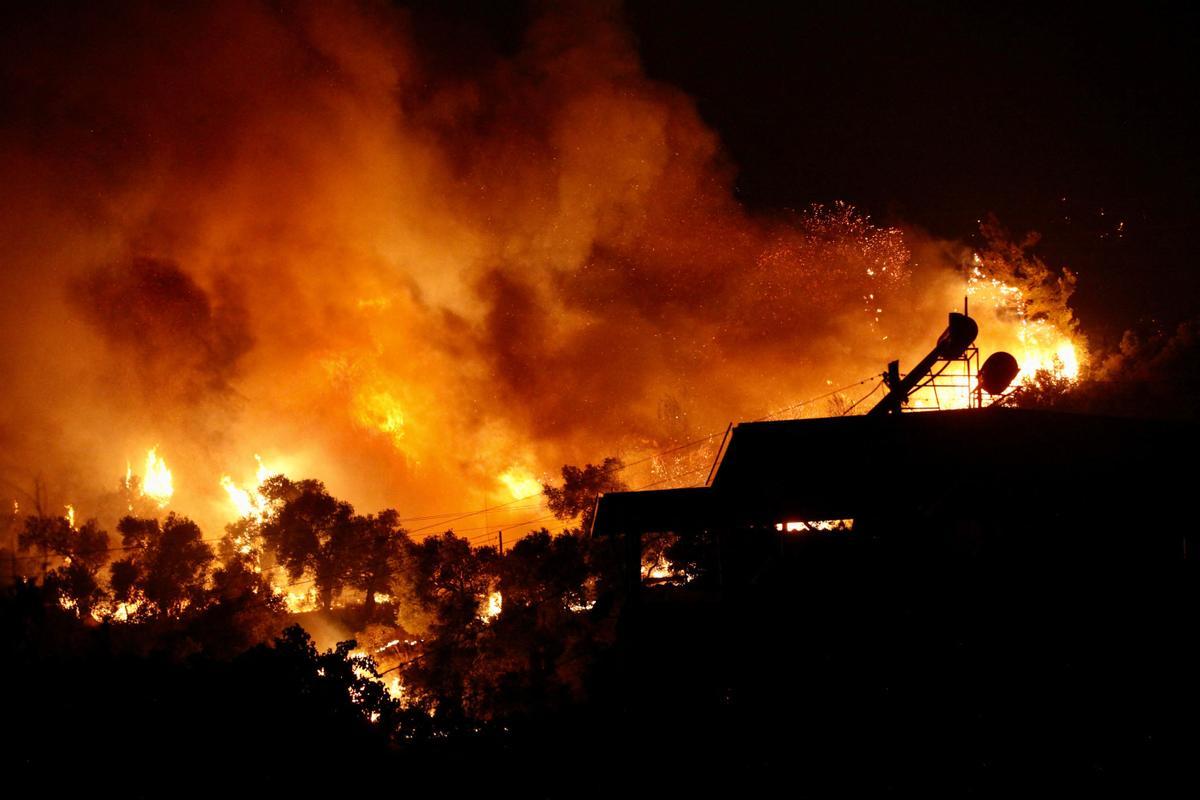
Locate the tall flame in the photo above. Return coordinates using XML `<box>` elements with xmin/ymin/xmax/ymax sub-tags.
<box><xmin>141</xmin><ymin>448</ymin><xmax>174</xmax><ymax>508</ymax></box>
<box><xmin>221</xmin><ymin>454</ymin><xmax>278</xmax><ymax>523</ymax></box>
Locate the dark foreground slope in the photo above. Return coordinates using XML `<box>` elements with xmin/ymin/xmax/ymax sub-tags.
<box><xmin>6</xmin><ymin>525</ymin><xmax>1198</xmax><ymax>796</ymax></box>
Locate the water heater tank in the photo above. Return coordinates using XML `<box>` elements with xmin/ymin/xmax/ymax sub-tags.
<box><xmin>980</xmin><ymin>351</ymin><xmax>1020</xmax><ymax>395</ymax></box>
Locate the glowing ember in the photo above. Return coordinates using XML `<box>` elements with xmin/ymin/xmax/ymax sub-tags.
<box><xmin>567</xmin><ymin>598</ymin><xmax>597</xmax><ymax>612</ymax></box>
<box><xmin>349</xmin><ymin>653</ymin><xmax>375</xmax><ymax>682</ymax></box>
<box><xmin>775</xmin><ymin>519</ymin><xmax>853</xmax><ymax>532</ymax></box>
<box><xmin>642</xmin><ymin>553</ymin><xmax>674</xmax><ymax>580</ymax></box>
<box><xmin>111</xmin><ymin>601</ymin><xmax>140</xmax><ymax>622</ymax></box>
<box><xmin>141</xmin><ymin>447</ymin><xmax>174</xmax><ymax>508</ymax></box>
<box><xmin>279</xmin><ymin>586</ymin><xmax>319</xmax><ymax>614</ymax></box>
<box><xmin>344</xmin><ymin>648</ymin><xmax>411</xmax><ymax>709</ymax></box>
<box><xmin>481</xmin><ymin>591</ymin><xmax>503</xmax><ymax>621</ymax></box>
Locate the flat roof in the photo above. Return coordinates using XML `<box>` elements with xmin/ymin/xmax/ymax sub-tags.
<box><xmin>592</xmin><ymin>408</ymin><xmax>1196</xmax><ymax>536</ymax></box>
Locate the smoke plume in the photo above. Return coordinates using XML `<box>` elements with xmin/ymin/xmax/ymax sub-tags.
<box><xmin>0</xmin><ymin>1</ymin><xmax>1080</xmax><ymax>534</ymax></box>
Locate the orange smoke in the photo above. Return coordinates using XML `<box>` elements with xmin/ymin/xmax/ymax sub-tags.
<box><xmin>0</xmin><ymin>2</ymin><xmax>1083</xmax><ymax>539</ymax></box>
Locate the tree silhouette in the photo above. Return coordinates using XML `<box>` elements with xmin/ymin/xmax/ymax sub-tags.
<box><xmin>1007</xmin><ymin>364</ymin><xmax>1077</xmax><ymax>409</ymax></box>
<box><xmin>18</xmin><ymin>515</ymin><xmax>111</xmax><ymax>615</ymax></box>
<box><xmin>348</xmin><ymin>509</ymin><xmax>409</xmax><ymax>618</ymax></box>
<box><xmin>398</xmin><ymin>532</ymin><xmax>491</xmax><ymax>720</ymax></box>
<box><xmin>400</xmin><ymin>528</ymin><xmax>602</xmax><ymax>721</ymax></box>
<box><xmin>109</xmin><ymin>513</ymin><xmax>214</xmax><ymax>616</ymax></box>
<box><xmin>189</xmin><ymin>523</ymin><xmax>289</xmax><ymax>655</ymax></box>
<box><xmin>259</xmin><ymin>476</ymin><xmax>358</xmax><ymax>610</ymax></box>
<box><xmin>498</xmin><ymin>529</ymin><xmax>590</xmax><ymax>608</ymax></box>
<box><xmin>19</xmin><ymin>514</ymin><xmax>73</xmax><ymax>579</ymax></box>
<box><xmin>407</xmin><ymin>532</ymin><xmax>493</xmax><ymax>630</ymax></box>
<box><xmin>543</xmin><ymin>457</ymin><xmax>627</xmax><ymax>532</ymax></box>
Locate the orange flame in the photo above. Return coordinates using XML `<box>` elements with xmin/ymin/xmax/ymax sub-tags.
<box><xmin>141</xmin><ymin>448</ymin><xmax>173</xmax><ymax>508</ymax></box>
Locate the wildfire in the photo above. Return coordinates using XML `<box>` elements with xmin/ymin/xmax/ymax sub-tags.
<box><xmin>481</xmin><ymin>591</ymin><xmax>503</xmax><ymax>621</ymax></box>
<box><xmin>64</xmin><ymin>504</ymin><xmax>76</xmax><ymax>529</ymax></box>
<box><xmin>347</xmin><ymin>648</ymin><xmax>412</xmax><ymax>708</ymax></box>
<box><xmin>899</xmin><ymin>251</ymin><xmax>1086</xmax><ymax>412</ymax></box>
<box><xmin>967</xmin><ymin>255</ymin><xmax>1085</xmax><ymax>383</ymax></box>
<box><xmin>354</xmin><ymin>390</ymin><xmax>407</xmax><ymax>449</ymax></box>
<box><xmin>642</xmin><ymin>553</ymin><xmax>674</xmax><ymax>580</ymax></box>
<box><xmin>498</xmin><ymin>466</ymin><xmax>542</xmax><ymax>501</ymax></box>
<box><xmin>220</xmin><ymin>477</ymin><xmax>258</xmax><ymax>520</ymax></box>
<box><xmin>141</xmin><ymin>447</ymin><xmax>174</xmax><ymax>508</ymax></box>
<box><xmin>85</xmin><ymin>599</ymin><xmax>141</xmax><ymax>623</ymax></box>
<box><xmin>220</xmin><ymin>455</ymin><xmax>279</xmax><ymax>523</ymax></box>
<box><xmin>278</xmin><ymin>585</ymin><xmax>319</xmax><ymax>614</ymax></box>
<box><xmin>775</xmin><ymin>519</ymin><xmax>853</xmax><ymax>532</ymax></box>
<box><xmin>0</xmin><ymin>0</ymin><xmax>1119</xmax><ymax>574</ymax></box>
<box><xmin>254</xmin><ymin>454</ymin><xmax>274</xmax><ymax>483</ymax></box>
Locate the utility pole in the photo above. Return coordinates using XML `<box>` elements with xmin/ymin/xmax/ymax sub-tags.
<box><xmin>498</xmin><ymin>530</ymin><xmax>504</xmax><ymax>555</ymax></box>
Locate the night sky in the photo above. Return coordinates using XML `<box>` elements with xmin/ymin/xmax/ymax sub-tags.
<box><xmin>413</xmin><ymin>0</ymin><xmax>1200</xmax><ymax>341</ymax></box>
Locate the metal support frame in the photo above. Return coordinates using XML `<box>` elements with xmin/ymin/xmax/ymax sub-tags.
<box><xmin>886</xmin><ymin>343</ymin><xmax>983</xmax><ymax>412</ymax></box>
<box><xmin>920</xmin><ymin>343</ymin><xmax>982</xmax><ymax>410</ymax></box>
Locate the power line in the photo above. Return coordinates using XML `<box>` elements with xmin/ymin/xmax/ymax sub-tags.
<box><xmin>455</xmin><ymin>464</ymin><xmax>714</xmax><ymax>545</ymax></box>
<box><xmin>753</xmin><ymin>375</ymin><xmax>880</xmax><ymax>421</ymax></box>
<box><xmin>840</xmin><ymin>380</ymin><xmax>885</xmax><ymax>416</ymax></box>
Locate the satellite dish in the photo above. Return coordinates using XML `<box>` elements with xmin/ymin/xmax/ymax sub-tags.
<box><xmin>980</xmin><ymin>351</ymin><xmax>1020</xmax><ymax>395</ymax></box>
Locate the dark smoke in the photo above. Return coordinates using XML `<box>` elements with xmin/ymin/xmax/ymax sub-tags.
<box><xmin>75</xmin><ymin>257</ymin><xmax>253</xmax><ymax>402</ymax></box>
<box><xmin>0</xmin><ymin>1</ymin><xmax>1081</xmax><ymax>534</ymax></box>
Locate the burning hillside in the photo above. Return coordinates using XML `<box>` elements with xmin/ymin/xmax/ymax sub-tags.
<box><xmin>0</xmin><ymin>2</ymin><xmax>1083</xmax><ymax>541</ymax></box>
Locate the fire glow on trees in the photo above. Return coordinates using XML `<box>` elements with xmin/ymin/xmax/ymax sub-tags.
<box><xmin>0</xmin><ymin>2</ymin><xmax>1087</xmax><ymax>541</ymax></box>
